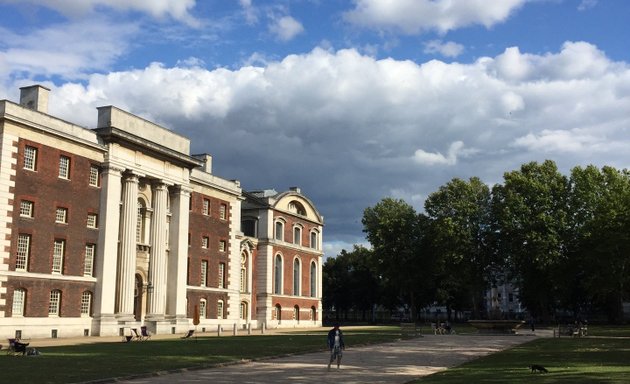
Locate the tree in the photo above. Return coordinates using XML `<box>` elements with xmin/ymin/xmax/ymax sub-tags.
<box><xmin>569</xmin><ymin>165</ymin><xmax>630</xmax><ymax>322</ymax></box>
<box><xmin>424</xmin><ymin>177</ymin><xmax>493</xmax><ymax>319</ymax></box>
<box><xmin>492</xmin><ymin>160</ymin><xmax>570</xmax><ymax>320</ymax></box>
<box><xmin>362</xmin><ymin>198</ymin><xmax>435</xmax><ymax>320</ymax></box>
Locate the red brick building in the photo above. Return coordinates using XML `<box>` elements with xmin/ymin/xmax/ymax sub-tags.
<box><xmin>0</xmin><ymin>85</ymin><xmax>323</xmax><ymax>340</ymax></box>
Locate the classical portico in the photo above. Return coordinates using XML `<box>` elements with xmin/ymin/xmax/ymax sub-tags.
<box><xmin>92</xmin><ymin>106</ymin><xmax>202</xmax><ymax>336</ymax></box>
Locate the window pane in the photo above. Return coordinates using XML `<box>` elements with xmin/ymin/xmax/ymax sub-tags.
<box><xmin>20</xmin><ymin>201</ymin><xmax>33</xmax><ymax>217</ymax></box>
<box><xmin>84</xmin><ymin>244</ymin><xmax>95</xmax><ymax>276</ymax></box>
<box><xmin>81</xmin><ymin>292</ymin><xmax>92</xmax><ymax>315</ymax></box>
<box><xmin>16</xmin><ymin>234</ymin><xmax>30</xmax><ymax>271</ymax></box>
<box><xmin>55</xmin><ymin>207</ymin><xmax>68</xmax><ymax>223</ymax></box>
<box><xmin>59</xmin><ymin>156</ymin><xmax>70</xmax><ymax>178</ymax></box>
<box><xmin>220</xmin><ymin>204</ymin><xmax>227</xmax><ymax>220</ymax></box>
<box><xmin>24</xmin><ymin>146</ymin><xmax>37</xmax><ymax>170</ymax></box>
<box><xmin>52</xmin><ymin>240</ymin><xmax>65</xmax><ymax>273</ymax></box>
<box><xmin>89</xmin><ymin>165</ymin><xmax>99</xmax><ymax>186</ymax></box>
<box><xmin>49</xmin><ymin>290</ymin><xmax>61</xmax><ymax>315</ymax></box>
<box><xmin>200</xmin><ymin>300</ymin><xmax>207</xmax><ymax>318</ymax></box>
<box><xmin>12</xmin><ymin>289</ymin><xmax>25</xmax><ymax>316</ymax></box>
<box><xmin>218</xmin><ymin>263</ymin><xmax>225</xmax><ymax>288</ymax></box>
<box><xmin>217</xmin><ymin>300</ymin><xmax>224</xmax><ymax>319</ymax></box>
<box><xmin>275</xmin><ymin>222</ymin><xmax>283</xmax><ymax>241</ymax></box>
<box><xmin>201</xmin><ymin>260</ymin><xmax>208</xmax><ymax>286</ymax></box>
<box><xmin>87</xmin><ymin>213</ymin><xmax>98</xmax><ymax>228</ymax></box>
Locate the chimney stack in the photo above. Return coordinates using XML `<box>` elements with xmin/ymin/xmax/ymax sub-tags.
<box><xmin>20</xmin><ymin>85</ymin><xmax>50</xmax><ymax>113</ymax></box>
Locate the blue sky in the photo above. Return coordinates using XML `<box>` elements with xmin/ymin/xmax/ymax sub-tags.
<box><xmin>1</xmin><ymin>0</ymin><xmax>629</xmax><ymax>257</ymax></box>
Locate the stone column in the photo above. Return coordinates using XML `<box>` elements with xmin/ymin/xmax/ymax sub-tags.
<box><xmin>167</xmin><ymin>185</ymin><xmax>191</xmax><ymax>321</ymax></box>
<box><xmin>117</xmin><ymin>171</ymin><xmax>139</xmax><ymax>318</ymax></box>
<box><xmin>93</xmin><ymin>165</ymin><xmax>124</xmax><ymax>332</ymax></box>
<box><xmin>146</xmin><ymin>181</ymin><xmax>168</xmax><ymax>319</ymax></box>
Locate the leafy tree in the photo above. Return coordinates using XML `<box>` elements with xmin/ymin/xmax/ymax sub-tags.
<box><xmin>492</xmin><ymin>160</ymin><xmax>570</xmax><ymax>320</ymax></box>
<box><xmin>424</xmin><ymin>177</ymin><xmax>493</xmax><ymax>319</ymax></box>
<box><xmin>569</xmin><ymin>165</ymin><xmax>630</xmax><ymax>322</ymax></box>
<box><xmin>362</xmin><ymin>198</ymin><xmax>435</xmax><ymax>320</ymax></box>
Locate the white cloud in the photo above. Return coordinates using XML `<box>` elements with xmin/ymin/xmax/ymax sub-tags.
<box><xmin>344</xmin><ymin>0</ymin><xmax>527</xmax><ymax>34</ymax></box>
<box><xmin>0</xmin><ymin>0</ymin><xmax>199</xmax><ymax>25</ymax></box>
<box><xmin>0</xmin><ymin>20</ymin><xmax>137</xmax><ymax>79</ymax></box>
<box><xmin>413</xmin><ymin>141</ymin><xmax>467</xmax><ymax>166</ymax></box>
<box><xmin>3</xmin><ymin>42</ymin><xmax>629</xmax><ymax>254</ymax></box>
<box><xmin>512</xmin><ymin>130</ymin><xmax>605</xmax><ymax>153</ymax></box>
<box><xmin>423</xmin><ymin>40</ymin><xmax>465</xmax><ymax>58</ymax></box>
<box><xmin>239</xmin><ymin>0</ymin><xmax>259</xmax><ymax>25</ymax></box>
<box><xmin>268</xmin><ymin>15</ymin><xmax>304</xmax><ymax>42</ymax></box>
<box><xmin>578</xmin><ymin>0</ymin><xmax>598</xmax><ymax>11</ymax></box>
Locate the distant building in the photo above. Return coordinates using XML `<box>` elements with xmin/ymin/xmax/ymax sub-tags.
<box><xmin>0</xmin><ymin>85</ymin><xmax>324</xmax><ymax>340</ymax></box>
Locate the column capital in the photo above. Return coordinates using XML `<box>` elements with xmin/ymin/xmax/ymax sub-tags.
<box><xmin>171</xmin><ymin>185</ymin><xmax>192</xmax><ymax>196</ymax></box>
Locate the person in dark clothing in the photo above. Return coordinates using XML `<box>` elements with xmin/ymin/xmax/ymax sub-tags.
<box><xmin>327</xmin><ymin>323</ymin><xmax>345</xmax><ymax>370</ymax></box>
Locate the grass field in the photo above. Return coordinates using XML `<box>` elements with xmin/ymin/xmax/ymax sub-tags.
<box><xmin>414</xmin><ymin>334</ymin><xmax>630</xmax><ymax>383</ymax></box>
<box><xmin>0</xmin><ymin>326</ymin><xmax>404</xmax><ymax>384</ymax></box>
<box><xmin>2</xmin><ymin>324</ymin><xmax>629</xmax><ymax>383</ymax></box>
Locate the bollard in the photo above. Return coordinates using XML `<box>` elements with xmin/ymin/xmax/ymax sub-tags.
<box><xmin>233</xmin><ymin>323</ymin><xmax>237</xmax><ymax>336</ymax></box>
<box><xmin>217</xmin><ymin>324</ymin><xmax>222</xmax><ymax>337</ymax></box>
<box><xmin>247</xmin><ymin>323</ymin><xmax>252</xmax><ymax>335</ymax></box>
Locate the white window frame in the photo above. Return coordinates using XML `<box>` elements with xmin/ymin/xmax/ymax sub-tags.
<box><xmin>201</xmin><ymin>260</ymin><xmax>208</xmax><ymax>286</ymax></box>
<box><xmin>59</xmin><ymin>155</ymin><xmax>70</xmax><ymax>179</ymax></box>
<box><xmin>87</xmin><ymin>213</ymin><xmax>98</xmax><ymax>228</ymax></box>
<box><xmin>293</xmin><ymin>226</ymin><xmax>302</xmax><ymax>245</ymax></box>
<box><xmin>218</xmin><ymin>262</ymin><xmax>225</xmax><ymax>289</ymax></box>
<box><xmin>274</xmin><ymin>254</ymin><xmax>283</xmax><ymax>295</ymax></box>
<box><xmin>293</xmin><ymin>258</ymin><xmax>301</xmax><ymax>296</ymax></box>
<box><xmin>55</xmin><ymin>207</ymin><xmax>68</xmax><ymax>223</ymax></box>
<box><xmin>310</xmin><ymin>261</ymin><xmax>317</xmax><ymax>297</ymax></box>
<box><xmin>202</xmin><ymin>199</ymin><xmax>210</xmax><ymax>215</ymax></box>
<box><xmin>201</xmin><ymin>236</ymin><xmax>209</xmax><ymax>249</ymax></box>
<box><xmin>52</xmin><ymin>239</ymin><xmax>65</xmax><ymax>274</ymax></box>
<box><xmin>49</xmin><ymin>290</ymin><xmax>61</xmax><ymax>316</ymax></box>
<box><xmin>310</xmin><ymin>230</ymin><xmax>319</xmax><ymax>249</ymax></box>
<box><xmin>89</xmin><ymin>165</ymin><xmax>99</xmax><ymax>186</ymax></box>
<box><xmin>219</xmin><ymin>240</ymin><xmax>226</xmax><ymax>252</ymax></box>
<box><xmin>24</xmin><ymin>146</ymin><xmax>37</xmax><ymax>171</ymax></box>
<box><xmin>275</xmin><ymin>220</ymin><xmax>284</xmax><ymax>241</ymax></box>
<box><xmin>20</xmin><ymin>200</ymin><xmax>34</xmax><ymax>217</ymax></box>
<box><xmin>80</xmin><ymin>291</ymin><xmax>92</xmax><ymax>316</ymax></box>
<box><xmin>84</xmin><ymin>244</ymin><xmax>95</xmax><ymax>276</ymax></box>
<box><xmin>16</xmin><ymin>234</ymin><xmax>30</xmax><ymax>271</ymax></box>
<box><xmin>217</xmin><ymin>300</ymin><xmax>224</xmax><ymax>319</ymax></box>
<box><xmin>200</xmin><ymin>299</ymin><xmax>207</xmax><ymax>318</ymax></box>
<box><xmin>12</xmin><ymin>288</ymin><xmax>26</xmax><ymax>316</ymax></box>
<box><xmin>220</xmin><ymin>204</ymin><xmax>227</xmax><ymax>220</ymax></box>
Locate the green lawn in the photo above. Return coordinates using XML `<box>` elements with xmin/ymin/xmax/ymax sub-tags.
<box><xmin>0</xmin><ymin>327</ymin><xmax>404</xmax><ymax>384</ymax></box>
<box><xmin>412</xmin><ymin>337</ymin><xmax>630</xmax><ymax>384</ymax></box>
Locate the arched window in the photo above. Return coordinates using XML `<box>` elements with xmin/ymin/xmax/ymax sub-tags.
<box><xmin>12</xmin><ymin>288</ymin><xmax>26</xmax><ymax>316</ymax></box>
<box><xmin>240</xmin><ymin>252</ymin><xmax>247</xmax><ymax>292</ymax></box>
<box><xmin>274</xmin><ymin>254</ymin><xmax>283</xmax><ymax>294</ymax></box>
<box><xmin>310</xmin><ymin>230</ymin><xmax>319</xmax><ymax>249</ymax></box>
<box><xmin>80</xmin><ymin>291</ymin><xmax>92</xmax><ymax>316</ymax></box>
<box><xmin>293</xmin><ymin>305</ymin><xmax>299</xmax><ymax>321</ymax></box>
<box><xmin>240</xmin><ymin>301</ymin><xmax>248</xmax><ymax>320</ymax></box>
<box><xmin>136</xmin><ymin>199</ymin><xmax>146</xmax><ymax>243</ymax></box>
<box><xmin>275</xmin><ymin>304</ymin><xmax>282</xmax><ymax>323</ymax></box>
<box><xmin>293</xmin><ymin>225</ymin><xmax>302</xmax><ymax>245</ymax></box>
<box><xmin>293</xmin><ymin>258</ymin><xmax>301</xmax><ymax>296</ymax></box>
<box><xmin>311</xmin><ymin>306</ymin><xmax>317</xmax><ymax>322</ymax></box>
<box><xmin>310</xmin><ymin>261</ymin><xmax>317</xmax><ymax>297</ymax></box>
<box><xmin>275</xmin><ymin>220</ymin><xmax>284</xmax><ymax>241</ymax></box>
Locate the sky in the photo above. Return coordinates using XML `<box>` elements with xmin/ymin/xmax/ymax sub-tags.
<box><xmin>1</xmin><ymin>0</ymin><xmax>629</xmax><ymax>258</ymax></box>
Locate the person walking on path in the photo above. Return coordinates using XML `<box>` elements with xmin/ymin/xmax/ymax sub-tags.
<box><xmin>327</xmin><ymin>323</ymin><xmax>345</xmax><ymax>370</ymax></box>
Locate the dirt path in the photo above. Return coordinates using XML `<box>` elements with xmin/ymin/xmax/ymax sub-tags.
<box><xmin>113</xmin><ymin>334</ymin><xmax>539</xmax><ymax>384</ymax></box>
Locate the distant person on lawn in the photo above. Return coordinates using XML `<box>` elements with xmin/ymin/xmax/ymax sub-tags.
<box><xmin>327</xmin><ymin>323</ymin><xmax>345</xmax><ymax>370</ymax></box>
